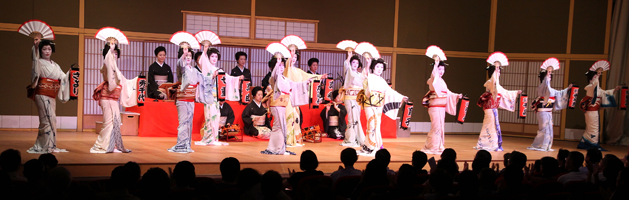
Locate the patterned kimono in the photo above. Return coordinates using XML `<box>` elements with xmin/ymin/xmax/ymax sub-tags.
<box><xmin>577</xmin><ymin>78</ymin><xmax>616</xmax><ymax>150</ymax></box>
<box><xmin>341</xmin><ymin>59</ymin><xmax>366</xmax><ymax>147</ymax></box>
<box><xmin>27</xmin><ymin>48</ymin><xmax>72</xmax><ymax>154</ymax></box>
<box><xmin>528</xmin><ymin>75</ymin><xmax>570</xmax><ymax>152</ymax></box>
<box><xmin>283</xmin><ymin>62</ymin><xmax>322</xmax><ymax>147</ymax></box>
<box><xmin>359</xmin><ymin>73</ymin><xmax>405</xmax><ymax>155</ymax></box>
<box><xmin>168</xmin><ymin>58</ymin><xmax>211</xmax><ymax>153</ymax></box>
<box><xmin>474</xmin><ymin>74</ymin><xmax>519</xmax><ymax>151</ymax></box>
<box><xmin>421</xmin><ymin>63</ymin><xmax>461</xmax><ymax>155</ymax></box>
<box><xmin>90</xmin><ymin>49</ymin><xmax>139</xmax><ymax>153</ymax></box>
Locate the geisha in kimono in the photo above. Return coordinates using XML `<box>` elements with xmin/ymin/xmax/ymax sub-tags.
<box><xmin>527</xmin><ymin>58</ymin><xmax>572</xmax><ymax>152</ymax></box>
<box><xmin>26</xmin><ymin>39</ymin><xmax>73</xmax><ymax>154</ymax></box>
<box><xmin>577</xmin><ymin>60</ymin><xmax>621</xmax><ymax>151</ymax></box>
<box><xmin>261</xmin><ymin>54</ymin><xmax>312</xmax><ymax>155</ymax></box>
<box><xmin>340</xmin><ymin>51</ymin><xmax>366</xmax><ymax>147</ymax></box>
<box><xmin>358</xmin><ymin>58</ymin><xmax>408</xmax><ymax>156</ymax></box>
<box><xmin>91</xmin><ymin>35</ymin><xmax>141</xmax><ymax>153</ymax></box>
<box><xmin>474</xmin><ymin>52</ymin><xmax>521</xmax><ymax>151</ymax></box>
<box><xmin>421</xmin><ymin>46</ymin><xmax>463</xmax><ymax>155</ymax></box>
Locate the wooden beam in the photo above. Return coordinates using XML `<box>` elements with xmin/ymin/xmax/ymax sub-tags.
<box><xmin>77</xmin><ymin>0</ymin><xmax>85</xmax><ymax>131</ymax></box>
<box><xmin>488</xmin><ymin>0</ymin><xmax>498</xmax><ymax>52</ymax></box>
<box><xmin>392</xmin><ymin>0</ymin><xmax>399</xmax><ymax>88</ymax></box>
<box><xmin>566</xmin><ymin>0</ymin><xmax>574</xmax><ymax>54</ymax></box>
<box><xmin>604</xmin><ymin>0</ymin><xmax>613</xmax><ymax>55</ymax></box>
<box><xmin>560</xmin><ymin>59</ymin><xmax>571</xmax><ymax>139</ymax></box>
<box><xmin>250</xmin><ymin>0</ymin><xmax>256</xmax><ymax>39</ymax></box>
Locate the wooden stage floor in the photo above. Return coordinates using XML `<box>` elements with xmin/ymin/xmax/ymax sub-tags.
<box><xmin>0</xmin><ymin>131</ymin><xmax>626</xmax><ymax>178</ymax></box>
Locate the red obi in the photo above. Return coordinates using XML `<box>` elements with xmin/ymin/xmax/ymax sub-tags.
<box><xmin>93</xmin><ymin>81</ymin><xmax>121</xmax><ymax>101</ymax></box>
<box><xmin>34</xmin><ymin>77</ymin><xmax>61</xmax><ymax>99</ymax></box>
<box><xmin>579</xmin><ymin>96</ymin><xmax>600</xmax><ymax>111</ymax></box>
<box><xmin>477</xmin><ymin>92</ymin><xmax>501</xmax><ymax>110</ymax></box>
<box><xmin>177</xmin><ymin>84</ymin><xmax>198</xmax><ymax>102</ymax></box>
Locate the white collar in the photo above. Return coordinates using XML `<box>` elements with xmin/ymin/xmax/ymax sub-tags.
<box><xmin>237</xmin><ymin>65</ymin><xmax>245</xmax><ymax>72</ymax></box>
<box><xmin>220</xmin><ymin>103</ymin><xmax>224</xmax><ymax>109</ymax></box>
<box><xmin>253</xmin><ymin>100</ymin><xmax>261</xmax><ymax>108</ymax></box>
<box><xmin>156</xmin><ymin>61</ymin><xmax>164</xmax><ymax>67</ymax></box>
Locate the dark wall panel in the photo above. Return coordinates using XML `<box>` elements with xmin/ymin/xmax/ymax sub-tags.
<box><xmin>571</xmin><ymin>0</ymin><xmax>607</xmax><ymax>54</ymax></box>
<box><xmin>564</xmin><ymin>60</ymin><xmax>595</xmax><ymax>129</ymax></box>
<box><xmin>442</xmin><ymin>58</ymin><xmax>487</xmax><ymax>123</ymax></box>
<box><xmin>495</xmin><ymin>0</ymin><xmax>570</xmax><ymax>54</ymax></box>
<box><xmin>0</xmin><ymin>33</ymin><xmax>78</xmax><ymax>116</ymax></box>
<box><xmin>85</xmin><ymin>0</ymin><xmax>251</xmax><ymax>34</ymax></box>
<box><xmin>395</xmin><ymin>54</ymin><xmax>430</xmax><ymax>122</ymax></box>
<box><xmin>0</xmin><ymin>0</ymin><xmax>79</xmax><ymax>27</ymax></box>
<box><xmin>397</xmin><ymin>0</ymin><xmax>429</xmax><ymax>49</ymax></box>
<box><xmin>257</xmin><ymin>0</ymin><xmax>395</xmax><ymax>47</ymax></box>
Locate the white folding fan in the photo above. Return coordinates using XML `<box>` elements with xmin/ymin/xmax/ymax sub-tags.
<box><xmin>18</xmin><ymin>20</ymin><xmax>55</xmax><ymax>40</ymax></box>
<box><xmin>195</xmin><ymin>30</ymin><xmax>221</xmax><ymax>46</ymax></box>
<box><xmin>540</xmin><ymin>57</ymin><xmax>561</xmax><ymax>70</ymax></box>
<box><xmin>281</xmin><ymin>35</ymin><xmax>307</xmax><ymax>51</ymax></box>
<box><xmin>486</xmin><ymin>52</ymin><xmax>509</xmax><ymax>66</ymax></box>
<box><xmin>95</xmin><ymin>27</ymin><xmax>129</xmax><ymax>45</ymax></box>
<box><xmin>170</xmin><ymin>31</ymin><xmax>200</xmax><ymax>49</ymax></box>
<box><xmin>355</xmin><ymin>42</ymin><xmax>380</xmax><ymax>59</ymax></box>
<box><xmin>336</xmin><ymin>40</ymin><xmax>358</xmax><ymax>52</ymax></box>
<box><xmin>590</xmin><ymin>60</ymin><xmax>610</xmax><ymax>72</ymax></box>
<box><xmin>266</xmin><ymin>42</ymin><xmax>291</xmax><ymax>58</ymax></box>
<box><xmin>425</xmin><ymin>45</ymin><xmax>446</xmax><ymax>61</ymax></box>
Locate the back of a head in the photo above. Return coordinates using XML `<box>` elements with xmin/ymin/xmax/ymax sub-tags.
<box><xmin>437</xmin><ymin>159</ymin><xmax>459</xmax><ymax>178</ymax></box>
<box><xmin>340</xmin><ymin>148</ymin><xmax>358</xmax><ymax>167</ymax></box>
<box><xmin>23</xmin><ymin>159</ymin><xmax>44</xmax><ymax>181</ymax></box>
<box><xmin>48</xmin><ymin>167</ymin><xmax>72</xmax><ymax>191</ymax></box>
<box><xmin>220</xmin><ymin>157</ymin><xmax>240</xmax><ymax>183</ymax></box>
<box><xmin>412</xmin><ymin>150</ymin><xmax>428</xmax><ymax>170</ymax></box>
<box><xmin>124</xmin><ymin>161</ymin><xmax>141</xmax><ymax>182</ymax></box>
<box><xmin>300</xmin><ymin>150</ymin><xmax>319</xmax><ymax>171</ymax></box>
<box><xmin>110</xmin><ymin>166</ymin><xmax>133</xmax><ymax>189</ymax></box>
<box><xmin>479</xmin><ymin>168</ymin><xmax>497</xmax><ymax>189</ymax></box>
<box><xmin>375</xmin><ymin>149</ymin><xmax>391</xmax><ymax>167</ymax></box>
<box><xmin>237</xmin><ymin>168</ymin><xmax>261</xmax><ymax>191</ymax></box>
<box><xmin>363</xmin><ymin>159</ymin><xmax>388</xmax><ymax>185</ymax></box>
<box><xmin>586</xmin><ymin>147</ymin><xmax>603</xmax><ymax>165</ymax></box>
<box><xmin>508</xmin><ymin>151</ymin><xmax>527</xmax><ymax>169</ymax></box>
<box><xmin>38</xmin><ymin>153</ymin><xmax>58</xmax><ymax>169</ymax></box>
<box><xmin>0</xmin><ymin>149</ymin><xmax>21</xmax><ymax>172</ymax></box>
<box><xmin>429</xmin><ymin>169</ymin><xmax>453</xmax><ymax>194</ymax></box>
<box><xmin>141</xmin><ymin>167</ymin><xmax>170</xmax><ymax>194</ymax></box>
<box><xmin>441</xmin><ymin>148</ymin><xmax>457</xmax><ymax>162</ymax></box>
<box><xmin>261</xmin><ymin>170</ymin><xmax>283</xmax><ymax>198</ymax></box>
<box><xmin>602</xmin><ymin>155</ymin><xmax>624</xmax><ymax>183</ymax></box>
<box><xmin>568</xmin><ymin>151</ymin><xmax>584</xmax><ymax>171</ymax></box>
<box><xmin>173</xmin><ymin>161</ymin><xmax>196</xmax><ymax>187</ymax></box>
<box><xmin>458</xmin><ymin>170</ymin><xmax>479</xmax><ymax>196</ymax></box>
<box><xmin>557</xmin><ymin>149</ymin><xmax>570</xmax><ymax>164</ymax></box>
<box><xmin>503</xmin><ymin>166</ymin><xmax>524</xmax><ymax>188</ymax></box>
<box><xmin>396</xmin><ymin>164</ymin><xmax>416</xmax><ymax>188</ymax></box>
<box><xmin>472</xmin><ymin>150</ymin><xmax>492</xmax><ymax>174</ymax></box>
<box><xmin>540</xmin><ymin>157</ymin><xmax>559</xmax><ymax>178</ymax></box>
<box><xmin>618</xmin><ymin>167</ymin><xmax>629</xmax><ymax>187</ymax></box>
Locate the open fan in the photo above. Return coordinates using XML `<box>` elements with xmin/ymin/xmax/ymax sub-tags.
<box><xmin>281</xmin><ymin>35</ymin><xmax>307</xmax><ymax>51</ymax></box>
<box><xmin>266</xmin><ymin>42</ymin><xmax>291</xmax><ymax>58</ymax></box>
<box><xmin>18</xmin><ymin>20</ymin><xmax>55</xmax><ymax>40</ymax></box>
<box><xmin>336</xmin><ymin>40</ymin><xmax>358</xmax><ymax>52</ymax></box>
<box><xmin>486</xmin><ymin>52</ymin><xmax>509</xmax><ymax>66</ymax></box>
<box><xmin>425</xmin><ymin>45</ymin><xmax>446</xmax><ymax>61</ymax></box>
<box><xmin>355</xmin><ymin>42</ymin><xmax>380</xmax><ymax>59</ymax></box>
<box><xmin>540</xmin><ymin>57</ymin><xmax>561</xmax><ymax>70</ymax></box>
<box><xmin>95</xmin><ymin>27</ymin><xmax>129</xmax><ymax>45</ymax></box>
<box><xmin>195</xmin><ymin>30</ymin><xmax>221</xmax><ymax>46</ymax></box>
<box><xmin>590</xmin><ymin>60</ymin><xmax>610</xmax><ymax>72</ymax></box>
<box><xmin>170</xmin><ymin>31</ymin><xmax>200</xmax><ymax>49</ymax></box>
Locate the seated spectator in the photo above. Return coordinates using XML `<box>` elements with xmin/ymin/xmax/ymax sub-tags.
<box><xmin>528</xmin><ymin>157</ymin><xmax>559</xmax><ymax>185</ymax></box>
<box><xmin>424</xmin><ymin>168</ymin><xmax>454</xmax><ymax>200</ymax></box>
<box><xmin>124</xmin><ymin>161</ymin><xmax>141</xmax><ymax>189</ymax></box>
<box><xmin>96</xmin><ymin>166</ymin><xmax>140</xmax><ymax>200</ymax></box>
<box><xmin>394</xmin><ymin>164</ymin><xmax>417</xmax><ymax>199</ymax></box>
<box><xmin>353</xmin><ymin>159</ymin><xmax>389</xmax><ymax>200</ymax></box>
<box><xmin>0</xmin><ymin>149</ymin><xmax>26</xmax><ymax>181</ymax></box>
<box><xmin>594</xmin><ymin>154</ymin><xmax>624</xmax><ymax>191</ymax></box>
<box><xmin>557</xmin><ymin>151</ymin><xmax>586</xmax><ymax>184</ymax></box>
<box><xmin>287</xmin><ymin>150</ymin><xmax>324</xmax><ymax>189</ymax></box>
<box><xmin>172</xmin><ymin>161</ymin><xmax>195</xmax><ymax>189</ymax></box>
<box><xmin>331</xmin><ymin>148</ymin><xmax>361</xmax><ymax>183</ymax></box>
<box><xmin>261</xmin><ymin>170</ymin><xmax>291</xmax><ymax>200</ymax></box>
<box><xmin>557</xmin><ymin>149</ymin><xmax>570</xmax><ymax>174</ymax></box>
<box><xmin>218</xmin><ymin>157</ymin><xmax>240</xmax><ymax>190</ymax></box>
<box><xmin>458</xmin><ymin>170</ymin><xmax>479</xmax><ymax>198</ymax></box>
<box><xmin>610</xmin><ymin>167</ymin><xmax>629</xmax><ymax>200</ymax></box>
<box><xmin>38</xmin><ymin>153</ymin><xmax>58</xmax><ymax>173</ymax></box>
<box><xmin>508</xmin><ymin>150</ymin><xmax>528</xmax><ymax>170</ymax></box>
<box><xmin>479</xmin><ymin>168</ymin><xmax>497</xmax><ymax>195</ymax></box>
<box><xmin>412</xmin><ymin>150</ymin><xmax>428</xmax><ymax>174</ymax></box>
<box><xmin>23</xmin><ymin>159</ymin><xmax>47</xmax><ymax>199</ymax></box>
<box><xmin>498</xmin><ymin>166</ymin><xmax>525</xmax><ymax>198</ymax></box>
<box><xmin>237</xmin><ymin>168</ymin><xmax>262</xmax><ymax>194</ymax></box>
<box><xmin>580</xmin><ymin>147</ymin><xmax>603</xmax><ymax>174</ymax></box>
<box><xmin>139</xmin><ymin>167</ymin><xmax>171</xmax><ymax>200</ymax></box>
<box><xmin>472</xmin><ymin>150</ymin><xmax>492</xmax><ymax>174</ymax></box>
<box><xmin>375</xmin><ymin>149</ymin><xmax>396</xmax><ymax>176</ymax></box>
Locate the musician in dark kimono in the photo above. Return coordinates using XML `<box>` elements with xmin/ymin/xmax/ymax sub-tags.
<box><xmin>219</xmin><ymin>100</ymin><xmax>235</xmax><ymax>126</ymax></box>
<box><xmin>147</xmin><ymin>46</ymin><xmax>174</xmax><ymax>100</ymax></box>
<box><xmin>320</xmin><ymin>90</ymin><xmax>347</xmax><ymax>139</ymax></box>
<box><xmin>242</xmin><ymin>86</ymin><xmax>271</xmax><ymax>139</ymax></box>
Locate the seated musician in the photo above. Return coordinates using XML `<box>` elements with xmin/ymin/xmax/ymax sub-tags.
<box><xmin>320</xmin><ymin>90</ymin><xmax>347</xmax><ymax>139</ymax></box>
<box><xmin>219</xmin><ymin>99</ymin><xmax>235</xmax><ymax>127</ymax></box>
<box><xmin>147</xmin><ymin>46</ymin><xmax>174</xmax><ymax>100</ymax></box>
<box><xmin>242</xmin><ymin>86</ymin><xmax>271</xmax><ymax>139</ymax></box>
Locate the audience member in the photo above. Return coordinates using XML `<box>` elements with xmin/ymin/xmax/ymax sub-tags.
<box><xmin>287</xmin><ymin>150</ymin><xmax>324</xmax><ymax>189</ymax></box>
<box><xmin>472</xmin><ymin>150</ymin><xmax>491</xmax><ymax>174</ymax></box>
<box><xmin>412</xmin><ymin>150</ymin><xmax>428</xmax><ymax>174</ymax></box>
<box><xmin>139</xmin><ymin>167</ymin><xmax>170</xmax><ymax>200</ymax></box>
<box><xmin>218</xmin><ymin>157</ymin><xmax>240</xmax><ymax>189</ymax></box>
<box><xmin>95</xmin><ymin>166</ymin><xmax>140</xmax><ymax>200</ymax></box>
<box><xmin>557</xmin><ymin>149</ymin><xmax>570</xmax><ymax>174</ymax></box>
<box><xmin>425</xmin><ymin>168</ymin><xmax>454</xmax><ymax>200</ymax></box>
<box><xmin>331</xmin><ymin>148</ymin><xmax>361</xmax><ymax>182</ymax></box>
<box><xmin>0</xmin><ymin>149</ymin><xmax>26</xmax><ymax>181</ymax></box>
<box><xmin>557</xmin><ymin>151</ymin><xmax>586</xmax><ymax>184</ymax></box>
<box><xmin>375</xmin><ymin>149</ymin><xmax>396</xmax><ymax>176</ymax></box>
<box><xmin>172</xmin><ymin>161</ymin><xmax>196</xmax><ymax>189</ymax></box>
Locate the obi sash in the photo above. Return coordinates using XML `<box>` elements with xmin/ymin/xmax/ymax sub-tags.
<box><xmin>154</xmin><ymin>75</ymin><xmax>168</xmax><ymax>86</ymax></box>
<box><xmin>533</xmin><ymin>97</ymin><xmax>555</xmax><ymax>112</ymax></box>
<box><xmin>329</xmin><ymin>116</ymin><xmax>339</xmax><ymax>126</ymax></box>
<box><xmin>177</xmin><ymin>84</ymin><xmax>197</xmax><ymax>102</ymax></box>
<box><xmin>270</xmin><ymin>94</ymin><xmax>290</xmax><ymax>107</ymax></box>
<box><xmin>358</xmin><ymin>90</ymin><xmax>384</xmax><ymax>107</ymax></box>
<box><xmin>343</xmin><ymin>87</ymin><xmax>362</xmax><ymax>101</ymax></box>
<box><xmin>93</xmin><ymin>81</ymin><xmax>121</xmax><ymax>101</ymax></box>
<box><xmin>579</xmin><ymin>96</ymin><xmax>600</xmax><ymax>112</ymax></box>
<box><xmin>34</xmin><ymin>77</ymin><xmax>61</xmax><ymax>99</ymax></box>
<box><xmin>422</xmin><ymin>91</ymin><xmax>446</xmax><ymax>108</ymax></box>
<box><xmin>252</xmin><ymin>115</ymin><xmax>266</xmax><ymax>126</ymax></box>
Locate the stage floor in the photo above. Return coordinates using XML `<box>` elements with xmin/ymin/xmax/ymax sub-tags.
<box><xmin>1</xmin><ymin>131</ymin><xmax>626</xmax><ymax>178</ymax></box>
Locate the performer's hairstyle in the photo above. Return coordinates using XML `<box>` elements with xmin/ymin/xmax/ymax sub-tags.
<box><xmin>369</xmin><ymin>58</ymin><xmax>387</xmax><ymax>73</ymax></box>
<box><xmin>235</xmin><ymin>51</ymin><xmax>247</xmax><ymax>61</ymax></box>
<box><xmin>538</xmin><ymin>70</ymin><xmax>551</xmax><ymax>83</ymax></box>
<box><xmin>102</xmin><ymin>43</ymin><xmax>120</xmax><ymax>59</ymax></box>
<box><xmin>154</xmin><ymin>46</ymin><xmax>166</xmax><ymax>56</ymax></box>
<box><xmin>206</xmin><ymin>48</ymin><xmax>221</xmax><ymax>60</ymax></box>
<box><xmin>349</xmin><ymin>55</ymin><xmax>363</xmax><ymax>68</ymax></box>
<box><xmin>194</xmin><ymin>52</ymin><xmax>203</xmax><ymax>63</ymax></box>
<box><xmin>299</xmin><ymin>150</ymin><xmax>319</xmax><ymax>171</ymax></box>
<box><xmin>585</xmin><ymin>70</ymin><xmax>597</xmax><ymax>82</ymax></box>
<box><xmin>177</xmin><ymin>47</ymin><xmax>194</xmax><ymax>59</ymax></box>
<box><xmin>331</xmin><ymin>90</ymin><xmax>340</xmax><ymax>100</ymax></box>
<box><xmin>486</xmin><ymin>65</ymin><xmax>503</xmax><ymax>77</ymax></box>
<box><xmin>251</xmin><ymin>86</ymin><xmax>264</xmax><ymax>98</ymax></box>
<box><xmin>307</xmin><ymin>58</ymin><xmax>319</xmax><ymax>67</ymax></box>
<box><xmin>268</xmin><ymin>57</ymin><xmax>287</xmax><ymax>70</ymax></box>
<box><xmin>38</xmin><ymin>39</ymin><xmax>56</xmax><ymax>57</ymax></box>
<box><xmin>431</xmin><ymin>61</ymin><xmax>449</xmax><ymax>68</ymax></box>
<box><xmin>293</xmin><ymin>51</ymin><xmax>301</xmax><ymax>62</ymax></box>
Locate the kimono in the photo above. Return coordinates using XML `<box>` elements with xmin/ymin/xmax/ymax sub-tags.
<box><xmin>359</xmin><ymin>73</ymin><xmax>406</xmax><ymax>156</ymax></box>
<box><xmin>168</xmin><ymin>57</ymin><xmax>211</xmax><ymax>153</ymax></box>
<box><xmin>340</xmin><ymin>59</ymin><xmax>366</xmax><ymax>147</ymax></box>
<box><xmin>577</xmin><ymin>78</ymin><xmax>616</xmax><ymax>150</ymax></box>
<box><xmin>195</xmin><ymin>51</ymin><xmax>230</xmax><ymax>146</ymax></box>
<box><xmin>421</xmin><ymin>62</ymin><xmax>462</xmax><ymax>155</ymax></box>
<box><xmin>527</xmin><ymin>75</ymin><xmax>571</xmax><ymax>152</ymax></box>
<box><xmin>242</xmin><ymin>100</ymin><xmax>271</xmax><ymax>139</ymax></box>
<box><xmin>147</xmin><ymin>61</ymin><xmax>173</xmax><ymax>99</ymax></box>
<box><xmin>474</xmin><ymin>74</ymin><xmax>519</xmax><ymax>151</ymax></box>
<box><xmin>320</xmin><ymin>103</ymin><xmax>347</xmax><ymax>139</ymax></box>
<box><xmin>219</xmin><ymin>102</ymin><xmax>235</xmax><ymax>126</ymax></box>
<box><xmin>90</xmin><ymin>49</ymin><xmax>139</xmax><ymax>153</ymax></box>
<box><xmin>27</xmin><ymin>48</ymin><xmax>72</xmax><ymax>154</ymax></box>
<box><xmin>283</xmin><ymin>62</ymin><xmax>322</xmax><ymax>147</ymax></box>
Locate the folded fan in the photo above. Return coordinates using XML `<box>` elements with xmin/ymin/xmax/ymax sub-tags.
<box><xmin>95</xmin><ymin>27</ymin><xmax>129</xmax><ymax>45</ymax></box>
<box><xmin>266</xmin><ymin>42</ymin><xmax>291</xmax><ymax>58</ymax></box>
<box><xmin>281</xmin><ymin>35</ymin><xmax>307</xmax><ymax>51</ymax></box>
<box><xmin>195</xmin><ymin>30</ymin><xmax>221</xmax><ymax>45</ymax></box>
<box><xmin>589</xmin><ymin>60</ymin><xmax>610</xmax><ymax>72</ymax></box>
<box><xmin>425</xmin><ymin>45</ymin><xmax>446</xmax><ymax>61</ymax></box>
<box><xmin>18</xmin><ymin>20</ymin><xmax>55</xmax><ymax>40</ymax></box>
<box><xmin>170</xmin><ymin>31</ymin><xmax>200</xmax><ymax>49</ymax></box>
<box><xmin>486</xmin><ymin>52</ymin><xmax>509</xmax><ymax>66</ymax></box>
<box><xmin>355</xmin><ymin>42</ymin><xmax>380</xmax><ymax>59</ymax></box>
<box><xmin>540</xmin><ymin>57</ymin><xmax>561</xmax><ymax>70</ymax></box>
<box><xmin>336</xmin><ymin>40</ymin><xmax>357</xmax><ymax>52</ymax></box>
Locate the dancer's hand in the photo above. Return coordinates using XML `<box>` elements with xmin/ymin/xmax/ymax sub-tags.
<box><xmin>347</xmin><ymin>51</ymin><xmax>353</xmax><ymax>57</ymax></box>
<box><xmin>321</xmin><ymin>74</ymin><xmax>328</xmax><ymax>79</ymax></box>
<box><xmin>568</xmin><ymin>84</ymin><xmax>573</xmax><ymax>89</ymax></box>
<box><xmin>403</xmin><ymin>96</ymin><xmax>409</xmax><ymax>103</ymax></box>
<box><xmin>615</xmin><ymin>85</ymin><xmax>622</xmax><ymax>91</ymax></box>
<box><xmin>518</xmin><ymin>90</ymin><xmax>522</xmax><ymax>95</ymax></box>
<box><xmin>239</xmin><ymin>75</ymin><xmax>244</xmax><ymax>80</ymax></box>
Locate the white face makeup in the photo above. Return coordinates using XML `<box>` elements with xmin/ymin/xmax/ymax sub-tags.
<box><xmin>185</xmin><ymin>53</ymin><xmax>193</xmax><ymax>65</ymax></box>
<box><xmin>210</xmin><ymin>53</ymin><xmax>219</xmax><ymax>65</ymax></box>
<box><xmin>438</xmin><ymin>66</ymin><xmax>445</xmax><ymax>77</ymax></box>
<box><xmin>41</xmin><ymin>45</ymin><xmax>52</xmax><ymax>60</ymax></box>
<box><xmin>351</xmin><ymin>60</ymin><xmax>359</xmax><ymax>71</ymax></box>
<box><xmin>291</xmin><ymin>56</ymin><xmax>297</xmax><ymax>66</ymax></box>
<box><xmin>276</xmin><ymin>62</ymin><xmax>285</xmax><ymax>75</ymax></box>
<box><xmin>374</xmin><ymin>63</ymin><xmax>384</xmax><ymax>76</ymax></box>
<box><xmin>495</xmin><ymin>66</ymin><xmax>501</xmax><ymax>77</ymax></box>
